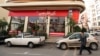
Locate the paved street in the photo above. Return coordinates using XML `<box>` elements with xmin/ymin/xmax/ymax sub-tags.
<box><xmin>0</xmin><ymin>36</ymin><xmax>100</xmax><ymax>56</ymax></box>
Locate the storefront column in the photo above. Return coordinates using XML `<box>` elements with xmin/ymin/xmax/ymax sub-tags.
<box><xmin>23</xmin><ymin>16</ymin><xmax>28</xmax><ymax>32</ymax></box>
<box><xmin>65</xmin><ymin>16</ymin><xmax>68</xmax><ymax>36</ymax></box>
<box><xmin>6</xmin><ymin>16</ymin><xmax>11</xmax><ymax>30</ymax></box>
<box><xmin>7</xmin><ymin>16</ymin><xmax>11</xmax><ymax>23</ymax></box>
<box><xmin>46</xmin><ymin>16</ymin><xmax>50</xmax><ymax>38</ymax></box>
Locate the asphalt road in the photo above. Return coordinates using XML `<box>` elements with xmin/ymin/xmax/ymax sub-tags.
<box><xmin>0</xmin><ymin>36</ymin><xmax>100</xmax><ymax>56</ymax></box>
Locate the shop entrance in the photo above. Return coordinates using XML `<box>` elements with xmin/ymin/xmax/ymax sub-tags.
<box><xmin>9</xmin><ymin>16</ymin><xmax>66</xmax><ymax>37</ymax></box>
<box><xmin>49</xmin><ymin>17</ymin><xmax>65</xmax><ymax>36</ymax></box>
<box><xmin>27</xmin><ymin>16</ymin><xmax>65</xmax><ymax>37</ymax></box>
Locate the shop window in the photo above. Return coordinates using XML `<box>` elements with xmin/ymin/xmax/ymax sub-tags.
<box><xmin>11</xmin><ymin>16</ymin><xmax>25</xmax><ymax>31</ymax></box>
<box><xmin>10</xmin><ymin>16</ymin><xmax>25</xmax><ymax>35</ymax></box>
<box><xmin>50</xmin><ymin>17</ymin><xmax>65</xmax><ymax>33</ymax></box>
<box><xmin>28</xmin><ymin>16</ymin><xmax>46</xmax><ymax>35</ymax></box>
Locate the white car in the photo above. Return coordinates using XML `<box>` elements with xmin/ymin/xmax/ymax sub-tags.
<box><xmin>5</xmin><ymin>33</ymin><xmax>46</xmax><ymax>48</ymax></box>
<box><xmin>93</xmin><ymin>31</ymin><xmax>100</xmax><ymax>36</ymax></box>
<box><xmin>56</xmin><ymin>32</ymin><xmax>99</xmax><ymax>50</ymax></box>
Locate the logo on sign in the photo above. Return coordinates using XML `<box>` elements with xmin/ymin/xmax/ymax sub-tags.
<box><xmin>38</xmin><ymin>11</ymin><xmax>56</xmax><ymax>16</ymax></box>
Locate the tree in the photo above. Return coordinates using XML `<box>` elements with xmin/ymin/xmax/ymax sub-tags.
<box><xmin>67</xmin><ymin>16</ymin><xmax>76</xmax><ymax>33</ymax></box>
<box><xmin>7</xmin><ymin>18</ymin><xmax>12</xmax><ymax>34</ymax></box>
<box><xmin>16</xmin><ymin>24</ymin><xmax>24</xmax><ymax>32</ymax></box>
<box><xmin>16</xmin><ymin>18</ymin><xmax>25</xmax><ymax>32</ymax></box>
<box><xmin>81</xmin><ymin>27</ymin><xmax>87</xmax><ymax>32</ymax></box>
<box><xmin>74</xmin><ymin>26</ymin><xmax>81</xmax><ymax>32</ymax></box>
<box><xmin>31</xmin><ymin>23</ymin><xmax>39</xmax><ymax>35</ymax></box>
<box><xmin>0</xmin><ymin>18</ymin><xmax>8</xmax><ymax>31</ymax></box>
<box><xmin>0</xmin><ymin>18</ymin><xmax>8</xmax><ymax>35</ymax></box>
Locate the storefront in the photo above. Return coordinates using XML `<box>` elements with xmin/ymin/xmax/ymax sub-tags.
<box><xmin>9</xmin><ymin>10</ymin><xmax>79</xmax><ymax>37</ymax></box>
<box><xmin>0</xmin><ymin>1</ymin><xmax>85</xmax><ymax>37</ymax></box>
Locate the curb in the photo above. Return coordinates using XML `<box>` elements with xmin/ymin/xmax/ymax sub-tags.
<box><xmin>45</xmin><ymin>42</ymin><xmax>56</xmax><ymax>44</ymax></box>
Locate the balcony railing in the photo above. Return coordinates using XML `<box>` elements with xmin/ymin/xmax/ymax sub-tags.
<box><xmin>6</xmin><ymin>0</ymin><xmax>83</xmax><ymax>3</ymax></box>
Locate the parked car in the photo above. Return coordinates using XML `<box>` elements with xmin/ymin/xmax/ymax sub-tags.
<box><xmin>0</xmin><ymin>30</ymin><xmax>10</xmax><ymax>43</ymax></box>
<box><xmin>89</xmin><ymin>32</ymin><xmax>96</xmax><ymax>36</ymax></box>
<box><xmin>0</xmin><ymin>35</ymin><xmax>10</xmax><ymax>43</ymax></box>
<box><xmin>56</xmin><ymin>32</ymin><xmax>99</xmax><ymax>50</ymax></box>
<box><xmin>94</xmin><ymin>31</ymin><xmax>100</xmax><ymax>36</ymax></box>
<box><xmin>5</xmin><ymin>33</ymin><xmax>46</xmax><ymax>48</ymax></box>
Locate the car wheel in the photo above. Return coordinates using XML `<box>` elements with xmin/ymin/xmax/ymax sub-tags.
<box><xmin>90</xmin><ymin>43</ymin><xmax>98</xmax><ymax>50</ymax></box>
<box><xmin>6</xmin><ymin>42</ymin><xmax>12</xmax><ymax>47</ymax></box>
<box><xmin>60</xmin><ymin>43</ymin><xmax>68</xmax><ymax>50</ymax></box>
<box><xmin>95</xmin><ymin>33</ymin><xmax>98</xmax><ymax>36</ymax></box>
<box><xmin>28</xmin><ymin>42</ymin><xmax>34</xmax><ymax>48</ymax></box>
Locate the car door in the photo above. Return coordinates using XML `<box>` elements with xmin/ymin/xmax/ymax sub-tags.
<box><xmin>21</xmin><ymin>34</ymin><xmax>33</xmax><ymax>45</ymax></box>
<box><xmin>21</xmin><ymin>35</ymin><xmax>29</xmax><ymax>45</ymax></box>
<box><xmin>67</xmin><ymin>33</ymin><xmax>81</xmax><ymax>47</ymax></box>
<box><xmin>12</xmin><ymin>35</ymin><xmax>22</xmax><ymax>45</ymax></box>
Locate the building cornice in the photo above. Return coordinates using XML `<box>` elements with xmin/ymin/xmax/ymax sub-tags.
<box><xmin>0</xmin><ymin>1</ymin><xmax>85</xmax><ymax>12</ymax></box>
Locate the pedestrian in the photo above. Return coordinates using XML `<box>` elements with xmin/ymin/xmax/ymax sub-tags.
<box><xmin>79</xmin><ymin>29</ymin><xmax>92</xmax><ymax>55</ymax></box>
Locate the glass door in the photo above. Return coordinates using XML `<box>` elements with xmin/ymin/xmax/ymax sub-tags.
<box><xmin>49</xmin><ymin>16</ymin><xmax>65</xmax><ymax>36</ymax></box>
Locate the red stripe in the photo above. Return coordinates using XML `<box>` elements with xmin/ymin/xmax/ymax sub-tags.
<box><xmin>50</xmin><ymin>33</ymin><xmax>64</xmax><ymax>36</ymax></box>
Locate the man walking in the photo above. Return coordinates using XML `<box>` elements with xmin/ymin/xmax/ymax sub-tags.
<box><xmin>79</xmin><ymin>29</ymin><xmax>92</xmax><ymax>55</ymax></box>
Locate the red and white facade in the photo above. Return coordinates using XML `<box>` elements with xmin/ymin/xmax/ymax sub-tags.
<box><xmin>0</xmin><ymin>0</ymin><xmax>85</xmax><ymax>37</ymax></box>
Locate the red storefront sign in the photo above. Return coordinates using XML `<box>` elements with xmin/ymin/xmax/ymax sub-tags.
<box><xmin>9</xmin><ymin>10</ymin><xmax>68</xmax><ymax>16</ymax></box>
<box><xmin>9</xmin><ymin>10</ymin><xmax>79</xmax><ymax>23</ymax></box>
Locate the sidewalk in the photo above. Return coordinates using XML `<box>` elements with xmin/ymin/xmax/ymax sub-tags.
<box><xmin>45</xmin><ymin>37</ymin><xmax>62</xmax><ymax>44</ymax></box>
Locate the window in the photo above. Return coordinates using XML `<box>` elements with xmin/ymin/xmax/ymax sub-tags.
<box><xmin>93</xmin><ymin>23</ymin><xmax>96</xmax><ymax>26</ymax></box>
<box><xmin>69</xmin><ymin>33</ymin><xmax>81</xmax><ymax>39</ymax></box>
<box><xmin>69</xmin><ymin>33</ymin><xmax>89</xmax><ymax>39</ymax></box>
<box><xmin>28</xmin><ymin>16</ymin><xmax>46</xmax><ymax>35</ymax></box>
<box><xmin>93</xmin><ymin>18</ymin><xmax>96</xmax><ymax>21</ymax></box>
<box><xmin>98</xmin><ymin>16</ymin><xmax>100</xmax><ymax>20</ymax></box>
<box><xmin>97</xmin><ymin>10</ymin><xmax>100</xmax><ymax>14</ymax></box>
<box><xmin>98</xmin><ymin>22</ymin><xmax>100</xmax><ymax>26</ymax></box>
<box><xmin>96</xmin><ymin>4</ymin><xmax>100</xmax><ymax>9</ymax></box>
<box><xmin>11</xmin><ymin>16</ymin><xmax>25</xmax><ymax>31</ymax></box>
<box><xmin>92</xmin><ymin>13</ymin><xmax>96</xmax><ymax>17</ymax></box>
<box><xmin>50</xmin><ymin>17</ymin><xmax>65</xmax><ymax>33</ymax></box>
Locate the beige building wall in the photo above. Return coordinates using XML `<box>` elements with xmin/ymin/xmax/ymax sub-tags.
<box><xmin>0</xmin><ymin>0</ymin><xmax>9</xmax><ymax>22</ymax></box>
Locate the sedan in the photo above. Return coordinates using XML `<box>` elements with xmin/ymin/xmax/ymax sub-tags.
<box><xmin>56</xmin><ymin>32</ymin><xmax>99</xmax><ymax>50</ymax></box>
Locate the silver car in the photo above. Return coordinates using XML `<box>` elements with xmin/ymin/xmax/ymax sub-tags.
<box><xmin>56</xmin><ymin>32</ymin><xmax>99</xmax><ymax>50</ymax></box>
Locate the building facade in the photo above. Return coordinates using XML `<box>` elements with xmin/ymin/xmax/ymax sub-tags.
<box><xmin>0</xmin><ymin>0</ymin><xmax>9</xmax><ymax>21</ymax></box>
<box><xmin>84</xmin><ymin>0</ymin><xmax>100</xmax><ymax>31</ymax></box>
<box><xmin>0</xmin><ymin>0</ymin><xmax>85</xmax><ymax>37</ymax></box>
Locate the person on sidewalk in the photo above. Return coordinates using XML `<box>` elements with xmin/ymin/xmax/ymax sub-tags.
<box><xmin>79</xmin><ymin>29</ymin><xmax>92</xmax><ymax>55</ymax></box>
